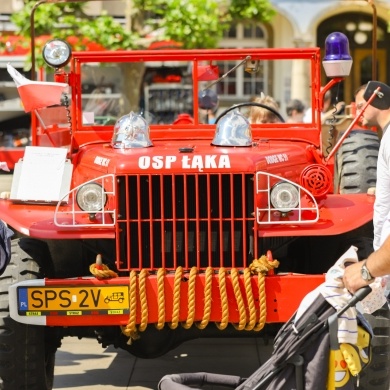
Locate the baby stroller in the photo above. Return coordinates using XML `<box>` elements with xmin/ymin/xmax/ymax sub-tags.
<box><xmin>158</xmin><ymin>248</ymin><xmax>382</xmax><ymax>390</ymax></box>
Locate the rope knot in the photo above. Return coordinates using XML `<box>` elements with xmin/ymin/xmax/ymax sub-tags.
<box><xmin>89</xmin><ymin>254</ymin><xmax>118</xmax><ymax>279</ymax></box>
<box><xmin>249</xmin><ymin>255</ymin><xmax>279</xmax><ymax>275</ymax></box>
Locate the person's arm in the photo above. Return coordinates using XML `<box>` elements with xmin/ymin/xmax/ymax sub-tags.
<box><xmin>343</xmin><ymin>234</ymin><xmax>390</xmax><ymax>293</ymax></box>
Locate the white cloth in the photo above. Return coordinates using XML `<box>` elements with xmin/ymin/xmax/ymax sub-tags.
<box><xmin>374</xmin><ymin>124</ymin><xmax>390</xmax><ymax>250</ymax></box>
<box><xmin>303</xmin><ymin>108</ymin><xmax>312</xmax><ymax>123</ymax></box>
<box><xmin>295</xmin><ymin>246</ymin><xmax>386</xmax><ymax>345</ymax></box>
<box><xmin>0</xmin><ymin>162</ymin><xmax>9</xmax><ymax>172</ymax></box>
<box><xmin>303</xmin><ymin>107</ymin><xmax>327</xmax><ymax>123</ymax></box>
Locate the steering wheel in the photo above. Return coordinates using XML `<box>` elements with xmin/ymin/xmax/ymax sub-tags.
<box><xmin>215</xmin><ymin>102</ymin><xmax>285</xmax><ymax>124</ymax></box>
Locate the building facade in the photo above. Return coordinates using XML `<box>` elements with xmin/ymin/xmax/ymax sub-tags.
<box><xmin>272</xmin><ymin>0</ymin><xmax>390</xmax><ymax>109</ymax></box>
<box><xmin>0</xmin><ymin>0</ymin><xmax>389</xmax><ymax>112</ymax></box>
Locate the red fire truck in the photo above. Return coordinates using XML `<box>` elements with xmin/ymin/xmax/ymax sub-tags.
<box><xmin>0</xmin><ymin>27</ymin><xmax>388</xmax><ymax>390</ymax></box>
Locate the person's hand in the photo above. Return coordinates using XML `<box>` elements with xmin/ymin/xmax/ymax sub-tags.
<box><xmin>342</xmin><ymin>260</ymin><xmax>369</xmax><ymax>293</ymax></box>
<box><xmin>334</xmin><ymin>101</ymin><xmax>345</xmax><ymax>114</ymax></box>
<box><xmin>322</xmin><ymin>101</ymin><xmax>345</xmax><ymax>123</ymax></box>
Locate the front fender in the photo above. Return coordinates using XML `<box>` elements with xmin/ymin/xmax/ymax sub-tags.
<box><xmin>0</xmin><ymin>200</ymin><xmax>115</xmax><ymax>239</ymax></box>
<box><xmin>257</xmin><ymin>193</ymin><xmax>374</xmax><ymax>237</ymax></box>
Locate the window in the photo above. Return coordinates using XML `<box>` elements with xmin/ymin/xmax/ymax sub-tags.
<box><xmin>243</xmin><ymin>24</ymin><xmax>264</xmax><ymax>39</ymax></box>
<box><xmin>219</xmin><ymin>23</ymin><xmax>268</xmax><ymax>100</ymax></box>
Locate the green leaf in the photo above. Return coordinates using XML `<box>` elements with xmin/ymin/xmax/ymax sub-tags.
<box><xmin>11</xmin><ymin>0</ymin><xmax>276</xmax><ymax>59</ymax></box>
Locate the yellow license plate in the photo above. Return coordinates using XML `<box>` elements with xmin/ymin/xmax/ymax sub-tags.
<box><xmin>17</xmin><ymin>285</ymin><xmax>129</xmax><ymax>316</ymax></box>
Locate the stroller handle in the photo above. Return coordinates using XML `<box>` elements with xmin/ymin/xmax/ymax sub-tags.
<box><xmin>353</xmin><ymin>285</ymin><xmax>373</xmax><ymax>301</ymax></box>
<box><xmin>158</xmin><ymin>372</ymin><xmax>243</xmax><ymax>390</ymax></box>
<box><xmin>338</xmin><ymin>285</ymin><xmax>372</xmax><ymax>317</ymax></box>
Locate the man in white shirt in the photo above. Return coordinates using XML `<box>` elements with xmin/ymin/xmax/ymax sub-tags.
<box><xmin>354</xmin><ymin>83</ymin><xmax>390</xmax><ymax>251</ymax></box>
<box><xmin>343</xmin><ymin>82</ymin><xmax>390</xmax><ymax>293</ymax></box>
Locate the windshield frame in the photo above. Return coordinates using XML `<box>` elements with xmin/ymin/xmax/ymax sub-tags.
<box><xmin>65</xmin><ymin>47</ymin><xmax>322</xmax><ymax>147</ymax></box>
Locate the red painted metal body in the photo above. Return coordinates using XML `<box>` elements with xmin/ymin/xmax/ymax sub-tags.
<box><xmin>0</xmin><ymin>192</ymin><xmax>374</xmax><ymax>240</ymax></box>
<box><xmin>19</xmin><ymin>273</ymin><xmax>325</xmax><ymax>326</ymax></box>
<box><xmin>3</xmin><ymin>44</ymin><xmax>374</xmax><ymax>334</ymax></box>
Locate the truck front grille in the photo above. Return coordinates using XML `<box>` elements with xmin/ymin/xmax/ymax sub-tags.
<box><xmin>115</xmin><ymin>173</ymin><xmax>256</xmax><ymax>271</ymax></box>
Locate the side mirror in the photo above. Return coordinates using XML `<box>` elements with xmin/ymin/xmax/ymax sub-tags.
<box><xmin>245</xmin><ymin>59</ymin><xmax>260</xmax><ymax>74</ymax></box>
<box><xmin>364</xmin><ymin>81</ymin><xmax>390</xmax><ymax>110</ymax></box>
<box><xmin>198</xmin><ymin>90</ymin><xmax>219</xmax><ymax>110</ymax></box>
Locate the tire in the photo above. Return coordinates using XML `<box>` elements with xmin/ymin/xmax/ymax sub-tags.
<box><xmin>334</xmin><ymin>129</ymin><xmax>379</xmax><ymax>194</ymax></box>
<box><xmin>356</xmin><ymin>304</ymin><xmax>390</xmax><ymax>390</ymax></box>
<box><xmin>0</xmin><ymin>238</ymin><xmax>57</xmax><ymax>390</ymax></box>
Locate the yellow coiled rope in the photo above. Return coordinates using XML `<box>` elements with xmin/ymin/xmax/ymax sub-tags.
<box><xmin>215</xmin><ymin>267</ymin><xmax>229</xmax><ymax>330</ymax></box>
<box><xmin>182</xmin><ymin>267</ymin><xmax>198</xmax><ymax>329</ymax></box>
<box><xmin>196</xmin><ymin>267</ymin><xmax>213</xmax><ymax>330</ymax></box>
<box><xmin>138</xmin><ymin>269</ymin><xmax>149</xmax><ymax>332</ymax></box>
<box><xmin>250</xmin><ymin>257</ymin><xmax>280</xmax><ymax>331</ymax></box>
<box><xmin>123</xmin><ymin>270</ymin><xmax>138</xmax><ymax>341</ymax></box>
<box><xmin>231</xmin><ymin>268</ymin><xmax>246</xmax><ymax>330</ymax></box>
<box><xmin>90</xmin><ymin>254</ymin><xmax>279</xmax><ymax>343</ymax></box>
<box><xmin>156</xmin><ymin>268</ymin><xmax>166</xmax><ymax>330</ymax></box>
<box><xmin>169</xmin><ymin>266</ymin><xmax>183</xmax><ymax>329</ymax></box>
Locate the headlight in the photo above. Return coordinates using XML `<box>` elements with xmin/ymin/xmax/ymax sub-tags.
<box><xmin>42</xmin><ymin>39</ymin><xmax>72</xmax><ymax>68</ymax></box>
<box><xmin>76</xmin><ymin>183</ymin><xmax>107</xmax><ymax>212</ymax></box>
<box><xmin>270</xmin><ymin>182</ymin><xmax>299</xmax><ymax>213</ymax></box>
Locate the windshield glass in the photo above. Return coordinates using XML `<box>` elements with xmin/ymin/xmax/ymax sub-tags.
<box><xmin>35</xmin><ymin>106</ymin><xmax>71</xmax><ymax>129</ymax></box>
<box><xmin>81</xmin><ymin>61</ymin><xmax>193</xmax><ymax>125</ymax></box>
<box><xmin>78</xmin><ymin>55</ymin><xmax>317</xmax><ymax>128</ymax></box>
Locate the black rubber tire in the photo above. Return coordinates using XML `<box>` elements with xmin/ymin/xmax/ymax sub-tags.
<box><xmin>0</xmin><ymin>238</ymin><xmax>56</xmax><ymax>390</ymax></box>
<box><xmin>356</xmin><ymin>304</ymin><xmax>390</xmax><ymax>390</ymax></box>
<box><xmin>45</xmin><ymin>239</ymin><xmax>86</xmax><ymax>278</ymax></box>
<box><xmin>334</xmin><ymin>129</ymin><xmax>379</xmax><ymax>194</ymax></box>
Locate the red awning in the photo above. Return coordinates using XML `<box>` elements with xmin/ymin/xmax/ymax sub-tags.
<box><xmin>148</xmin><ymin>40</ymin><xmax>182</xmax><ymax>50</ymax></box>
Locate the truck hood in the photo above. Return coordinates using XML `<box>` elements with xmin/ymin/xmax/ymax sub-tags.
<box><xmin>75</xmin><ymin>139</ymin><xmax>312</xmax><ymax>175</ymax></box>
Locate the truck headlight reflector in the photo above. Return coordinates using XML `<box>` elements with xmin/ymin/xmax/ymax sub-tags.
<box><xmin>270</xmin><ymin>182</ymin><xmax>299</xmax><ymax>212</ymax></box>
<box><xmin>76</xmin><ymin>183</ymin><xmax>106</xmax><ymax>212</ymax></box>
<box><xmin>42</xmin><ymin>39</ymin><xmax>72</xmax><ymax>68</ymax></box>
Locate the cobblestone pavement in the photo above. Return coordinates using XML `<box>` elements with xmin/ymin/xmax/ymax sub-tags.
<box><xmin>54</xmin><ymin>336</ymin><xmax>274</xmax><ymax>390</ymax></box>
